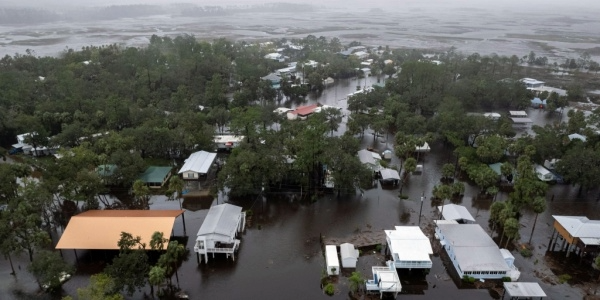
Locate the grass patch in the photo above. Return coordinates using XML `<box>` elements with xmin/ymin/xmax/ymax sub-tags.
<box><xmin>558</xmin><ymin>274</ymin><xmax>572</xmax><ymax>284</ymax></box>
<box><xmin>520</xmin><ymin>248</ymin><xmax>532</xmax><ymax>258</ymax></box>
<box><xmin>323</xmin><ymin>283</ymin><xmax>335</xmax><ymax>296</ymax></box>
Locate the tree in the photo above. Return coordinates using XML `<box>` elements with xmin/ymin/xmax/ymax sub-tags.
<box><xmin>75</xmin><ymin>273</ymin><xmax>124</xmax><ymax>300</ymax></box>
<box><xmin>167</xmin><ymin>176</ymin><xmax>184</xmax><ymax>209</ymax></box>
<box><xmin>104</xmin><ymin>232</ymin><xmax>149</xmax><ymax>296</ymax></box>
<box><xmin>348</xmin><ymin>271</ymin><xmax>365</xmax><ymax>295</ymax></box>
<box><xmin>157</xmin><ymin>241</ymin><xmax>187</xmax><ymax>289</ymax></box>
<box><xmin>528</xmin><ymin>196</ymin><xmax>546</xmax><ymax>244</ymax></box>
<box><xmin>322</xmin><ymin>107</ymin><xmax>342</xmax><ymax>136</ymax></box>
<box><xmin>403</xmin><ymin>157</ymin><xmax>417</xmax><ymax>181</ymax></box>
<box><xmin>433</xmin><ymin>184</ymin><xmax>453</xmax><ymax>220</ymax></box>
<box><xmin>148</xmin><ymin>266</ymin><xmax>166</xmax><ymax>298</ymax></box>
<box><xmin>28</xmin><ymin>250</ymin><xmax>74</xmax><ymax>293</ymax></box>
<box><xmin>489</xmin><ymin>201</ymin><xmax>506</xmax><ymax>237</ymax></box>
<box><xmin>132</xmin><ymin>179</ymin><xmax>151</xmax><ymax>209</ymax></box>
<box><xmin>441</xmin><ymin>163</ymin><xmax>455</xmax><ymax>180</ymax></box>
<box><xmin>503</xmin><ymin>217</ymin><xmax>520</xmax><ymax>248</ymax></box>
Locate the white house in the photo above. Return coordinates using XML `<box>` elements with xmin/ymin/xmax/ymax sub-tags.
<box><xmin>340</xmin><ymin>243</ymin><xmax>359</xmax><ymax>268</ymax></box>
<box><xmin>214</xmin><ymin>135</ymin><xmax>244</xmax><ymax>150</ymax></box>
<box><xmin>385</xmin><ymin>226</ymin><xmax>433</xmax><ymax>269</ymax></box>
<box><xmin>437</xmin><ymin>204</ymin><xmax>476</xmax><ymax>224</ymax></box>
<box><xmin>534</xmin><ymin>164</ymin><xmax>555</xmax><ymax>182</ymax></box>
<box><xmin>365</xmin><ymin>261</ymin><xmax>402</xmax><ymax>298</ymax></box>
<box><xmin>325</xmin><ymin>245</ymin><xmax>340</xmax><ymax>275</ymax></box>
<box><xmin>436</xmin><ymin>223</ymin><xmax>519</xmax><ymax>280</ymax></box>
<box><xmin>358</xmin><ymin>149</ymin><xmax>381</xmax><ymax>171</ymax></box>
<box><xmin>178</xmin><ymin>150</ymin><xmax>217</xmax><ymax>180</ymax></box>
<box><xmin>264</xmin><ymin>53</ymin><xmax>285</xmax><ymax>62</ymax></box>
<box><xmin>194</xmin><ymin>203</ymin><xmax>246</xmax><ymax>263</ymax></box>
<box><xmin>520</xmin><ymin>78</ymin><xmax>545</xmax><ymax>88</ymax></box>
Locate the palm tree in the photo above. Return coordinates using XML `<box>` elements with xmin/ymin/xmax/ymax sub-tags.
<box><xmin>168</xmin><ymin>175</ymin><xmax>185</xmax><ymax>209</ymax></box>
<box><xmin>503</xmin><ymin>218</ymin><xmax>520</xmax><ymax>248</ymax></box>
<box><xmin>348</xmin><ymin>271</ymin><xmax>365</xmax><ymax>295</ymax></box>
<box><xmin>528</xmin><ymin>197</ymin><xmax>547</xmax><ymax>244</ymax></box>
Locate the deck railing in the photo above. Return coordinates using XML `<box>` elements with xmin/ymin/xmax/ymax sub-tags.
<box><xmin>394</xmin><ymin>261</ymin><xmax>433</xmax><ymax>269</ymax></box>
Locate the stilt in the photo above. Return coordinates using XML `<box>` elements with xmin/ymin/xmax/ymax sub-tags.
<box><xmin>560</xmin><ymin>238</ymin><xmax>566</xmax><ymax>252</ymax></box>
<box><xmin>59</xmin><ymin>249</ymin><xmax>63</xmax><ymax>258</ymax></box>
<box><xmin>73</xmin><ymin>249</ymin><xmax>79</xmax><ymax>263</ymax></box>
<box><xmin>196</xmin><ymin>252</ymin><xmax>200</xmax><ymax>264</ymax></box>
<box><xmin>566</xmin><ymin>244</ymin><xmax>571</xmax><ymax>257</ymax></box>
<box><xmin>181</xmin><ymin>213</ymin><xmax>187</xmax><ymax>236</ymax></box>
<box><xmin>547</xmin><ymin>229</ymin><xmax>556</xmax><ymax>251</ymax></box>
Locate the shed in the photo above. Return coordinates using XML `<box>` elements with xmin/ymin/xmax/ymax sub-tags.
<box><xmin>503</xmin><ymin>282</ymin><xmax>547</xmax><ymax>299</ymax></box>
<box><xmin>325</xmin><ymin>245</ymin><xmax>340</xmax><ymax>275</ymax></box>
<box><xmin>340</xmin><ymin>243</ymin><xmax>359</xmax><ymax>268</ymax></box>
<box><xmin>138</xmin><ymin>166</ymin><xmax>172</xmax><ymax>189</ymax></box>
<box><xmin>379</xmin><ymin>168</ymin><xmax>400</xmax><ymax>186</ymax></box>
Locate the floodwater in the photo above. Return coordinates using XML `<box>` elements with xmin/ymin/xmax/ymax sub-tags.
<box><xmin>1</xmin><ymin>3</ymin><xmax>600</xmax><ymax>62</ymax></box>
<box><xmin>2</xmin><ymin>77</ymin><xmax>599</xmax><ymax>300</ymax></box>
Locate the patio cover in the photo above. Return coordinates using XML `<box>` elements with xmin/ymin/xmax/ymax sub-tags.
<box><xmin>503</xmin><ymin>282</ymin><xmax>547</xmax><ymax>298</ymax></box>
<box><xmin>380</xmin><ymin>168</ymin><xmax>400</xmax><ymax>181</ymax></box>
<box><xmin>56</xmin><ymin>210</ymin><xmax>184</xmax><ymax>250</ymax></box>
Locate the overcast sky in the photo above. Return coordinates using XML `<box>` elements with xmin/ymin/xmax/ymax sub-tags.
<box><xmin>5</xmin><ymin>0</ymin><xmax>600</xmax><ymax>9</ymax></box>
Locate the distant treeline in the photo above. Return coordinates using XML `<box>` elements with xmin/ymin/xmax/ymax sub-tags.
<box><xmin>0</xmin><ymin>3</ymin><xmax>315</xmax><ymax>25</ymax></box>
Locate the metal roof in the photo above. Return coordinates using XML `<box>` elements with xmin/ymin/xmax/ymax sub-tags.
<box><xmin>553</xmin><ymin>215</ymin><xmax>600</xmax><ymax>241</ymax></box>
<box><xmin>509</xmin><ymin>110</ymin><xmax>528</xmax><ymax>117</ymax></box>
<box><xmin>503</xmin><ymin>282</ymin><xmax>546</xmax><ymax>297</ymax></box>
<box><xmin>56</xmin><ymin>210</ymin><xmax>184</xmax><ymax>250</ymax></box>
<box><xmin>437</xmin><ymin>224</ymin><xmax>509</xmax><ymax>272</ymax></box>
<box><xmin>178</xmin><ymin>151</ymin><xmax>217</xmax><ymax>174</ymax></box>
<box><xmin>290</xmin><ymin>104</ymin><xmax>319</xmax><ymax>116</ymax></box>
<box><xmin>511</xmin><ymin>117</ymin><xmax>533</xmax><ymax>123</ymax></box>
<box><xmin>358</xmin><ymin>149</ymin><xmax>377</xmax><ymax>165</ymax></box>
<box><xmin>138</xmin><ymin>166</ymin><xmax>172</xmax><ymax>184</ymax></box>
<box><xmin>437</xmin><ymin>204</ymin><xmax>475</xmax><ymax>223</ymax></box>
<box><xmin>196</xmin><ymin>204</ymin><xmax>243</xmax><ymax>243</ymax></box>
<box><xmin>386</xmin><ymin>226</ymin><xmax>433</xmax><ymax>262</ymax></box>
<box><xmin>340</xmin><ymin>243</ymin><xmax>359</xmax><ymax>260</ymax></box>
<box><xmin>379</xmin><ymin>168</ymin><xmax>400</xmax><ymax>181</ymax></box>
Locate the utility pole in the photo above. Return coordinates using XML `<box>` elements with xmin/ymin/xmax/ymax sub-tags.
<box><xmin>419</xmin><ymin>191</ymin><xmax>425</xmax><ymax>227</ymax></box>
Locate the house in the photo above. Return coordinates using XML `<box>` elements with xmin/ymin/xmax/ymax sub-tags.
<box><xmin>510</xmin><ymin>117</ymin><xmax>533</xmax><ymax>127</ymax></box>
<box><xmin>436</xmin><ymin>223</ymin><xmax>519</xmax><ymax>280</ymax></box>
<box><xmin>520</xmin><ymin>78</ymin><xmax>545</xmax><ymax>89</ymax></box>
<box><xmin>385</xmin><ymin>226</ymin><xmax>433</xmax><ymax>269</ymax></box>
<box><xmin>194</xmin><ymin>203</ymin><xmax>246</xmax><ymax>263</ymax></box>
<box><xmin>365</xmin><ymin>261</ymin><xmax>402</xmax><ymax>298</ymax></box>
<box><xmin>437</xmin><ymin>204</ymin><xmax>476</xmax><ymax>224</ymax></box>
<box><xmin>358</xmin><ymin>149</ymin><xmax>381</xmax><ymax>171</ymax></box>
<box><xmin>509</xmin><ymin>111</ymin><xmax>528</xmax><ymax>117</ymax></box>
<box><xmin>534</xmin><ymin>164</ymin><xmax>555</xmax><ymax>182</ymax></box>
<box><xmin>353</xmin><ymin>51</ymin><xmax>369</xmax><ymax>60</ymax></box>
<box><xmin>178</xmin><ymin>151</ymin><xmax>217</xmax><ymax>180</ymax></box>
<box><xmin>484</xmin><ymin>112</ymin><xmax>501</xmax><ymax>120</ymax></box>
<box><xmin>378</xmin><ymin>168</ymin><xmax>400</xmax><ymax>186</ymax></box>
<box><xmin>531</xmin><ymin>97</ymin><xmax>547</xmax><ymax>109</ymax></box>
<box><xmin>273</xmin><ymin>107</ymin><xmax>293</xmax><ymax>115</ymax></box>
<box><xmin>261</xmin><ymin>73</ymin><xmax>281</xmax><ymax>89</ymax></box>
<box><xmin>325</xmin><ymin>245</ymin><xmax>340</xmax><ymax>275</ymax></box>
<box><xmin>340</xmin><ymin>243</ymin><xmax>359</xmax><ymax>268</ymax></box>
<box><xmin>214</xmin><ymin>135</ymin><xmax>244</xmax><ymax>151</ymax></box>
<box><xmin>137</xmin><ymin>166</ymin><xmax>172</xmax><ymax>189</ymax></box>
<box><xmin>384</xmin><ymin>59</ymin><xmax>393</xmax><ymax>65</ymax></box>
<box><xmin>415</xmin><ymin>142</ymin><xmax>431</xmax><ymax>153</ymax></box>
<box><xmin>286</xmin><ymin>104</ymin><xmax>319</xmax><ymax>120</ymax></box>
<box><xmin>548</xmin><ymin>215</ymin><xmax>600</xmax><ymax>257</ymax></box>
<box><xmin>264</xmin><ymin>53</ymin><xmax>285</xmax><ymax>62</ymax></box>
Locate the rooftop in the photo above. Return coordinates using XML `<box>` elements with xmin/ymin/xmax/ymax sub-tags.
<box><xmin>178</xmin><ymin>151</ymin><xmax>217</xmax><ymax>174</ymax></box>
<box><xmin>386</xmin><ymin>226</ymin><xmax>433</xmax><ymax>261</ymax></box>
<box><xmin>138</xmin><ymin>166</ymin><xmax>172</xmax><ymax>184</ymax></box>
<box><xmin>553</xmin><ymin>215</ymin><xmax>600</xmax><ymax>245</ymax></box>
<box><xmin>437</xmin><ymin>224</ymin><xmax>509</xmax><ymax>272</ymax></box>
<box><xmin>196</xmin><ymin>204</ymin><xmax>243</xmax><ymax>243</ymax></box>
<box><xmin>437</xmin><ymin>204</ymin><xmax>475</xmax><ymax>223</ymax></box>
<box><xmin>56</xmin><ymin>210</ymin><xmax>184</xmax><ymax>250</ymax></box>
<box><xmin>503</xmin><ymin>282</ymin><xmax>547</xmax><ymax>298</ymax></box>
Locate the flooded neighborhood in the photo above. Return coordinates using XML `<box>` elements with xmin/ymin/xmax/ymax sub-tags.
<box><xmin>1</xmin><ymin>1</ymin><xmax>600</xmax><ymax>300</ymax></box>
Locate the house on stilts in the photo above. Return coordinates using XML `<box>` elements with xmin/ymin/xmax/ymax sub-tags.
<box><xmin>548</xmin><ymin>215</ymin><xmax>600</xmax><ymax>259</ymax></box>
<box><xmin>194</xmin><ymin>203</ymin><xmax>246</xmax><ymax>263</ymax></box>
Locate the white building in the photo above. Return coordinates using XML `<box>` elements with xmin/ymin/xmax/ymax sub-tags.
<box><xmin>358</xmin><ymin>149</ymin><xmax>381</xmax><ymax>171</ymax></box>
<box><xmin>178</xmin><ymin>150</ymin><xmax>217</xmax><ymax>180</ymax></box>
<box><xmin>194</xmin><ymin>203</ymin><xmax>246</xmax><ymax>263</ymax></box>
<box><xmin>436</xmin><ymin>223</ymin><xmax>519</xmax><ymax>280</ymax></box>
<box><xmin>365</xmin><ymin>261</ymin><xmax>402</xmax><ymax>299</ymax></box>
<box><xmin>214</xmin><ymin>135</ymin><xmax>244</xmax><ymax>150</ymax></box>
<box><xmin>264</xmin><ymin>53</ymin><xmax>285</xmax><ymax>62</ymax></box>
<box><xmin>437</xmin><ymin>204</ymin><xmax>476</xmax><ymax>224</ymax></box>
<box><xmin>340</xmin><ymin>243</ymin><xmax>359</xmax><ymax>268</ymax></box>
<box><xmin>325</xmin><ymin>245</ymin><xmax>340</xmax><ymax>275</ymax></box>
<box><xmin>520</xmin><ymin>78</ymin><xmax>545</xmax><ymax>88</ymax></box>
<box><xmin>385</xmin><ymin>226</ymin><xmax>433</xmax><ymax>269</ymax></box>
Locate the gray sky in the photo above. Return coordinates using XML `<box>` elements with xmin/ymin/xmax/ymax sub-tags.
<box><xmin>5</xmin><ymin>0</ymin><xmax>600</xmax><ymax>9</ymax></box>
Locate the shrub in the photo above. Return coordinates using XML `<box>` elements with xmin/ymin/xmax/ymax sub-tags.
<box><xmin>520</xmin><ymin>248</ymin><xmax>532</xmax><ymax>258</ymax></box>
<box><xmin>399</xmin><ymin>194</ymin><xmax>409</xmax><ymax>200</ymax></box>
<box><xmin>324</xmin><ymin>283</ymin><xmax>335</xmax><ymax>296</ymax></box>
<box><xmin>462</xmin><ymin>275</ymin><xmax>476</xmax><ymax>283</ymax></box>
<box><xmin>375</xmin><ymin>244</ymin><xmax>382</xmax><ymax>252</ymax></box>
<box><xmin>558</xmin><ymin>274</ymin><xmax>571</xmax><ymax>284</ymax></box>
<box><xmin>502</xmin><ymin>276</ymin><xmax>512</xmax><ymax>282</ymax></box>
